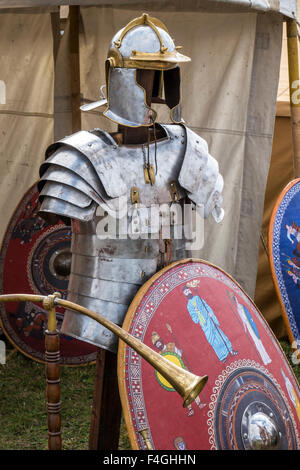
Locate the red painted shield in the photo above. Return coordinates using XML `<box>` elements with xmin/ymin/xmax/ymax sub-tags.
<box><xmin>0</xmin><ymin>183</ymin><xmax>97</xmax><ymax>365</ymax></box>
<box><xmin>118</xmin><ymin>259</ymin><xmax>300</xmax><ymax>450</ymax></box>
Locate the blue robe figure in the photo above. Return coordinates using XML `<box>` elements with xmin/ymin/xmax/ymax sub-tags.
<box><xmin>182</xmin><ymin>287</ymin><xmax>237</xmax><ymax>363</ymax></box>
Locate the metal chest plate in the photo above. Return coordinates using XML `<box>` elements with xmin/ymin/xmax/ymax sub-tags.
<box><xmin>38</xmin><ymin>124</ymin><xmax>225</xmax><ymax>352</ymax></box>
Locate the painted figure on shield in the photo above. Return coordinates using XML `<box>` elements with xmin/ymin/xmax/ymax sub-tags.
<box><xmin>182</xmin><ymin>285</ymin><xmax>238</xmax><ymax>363</ymax></box>
<box><xmin>173</xmin><ymin>436</ymin><xmax>187</xmax><ymax>450</ymax></box>
<box><xmin>10</xmin><ymin>301</ymin><xmax>47</xmax><ymax>339</ymax></box>
<box><xmin>286</xmin><ymin>222</ymin><xmax>300</xmax><ymax>244</ymax></box>
<box><xmin>285</xmin><ymin>222</ymin><xmax>300</xmax><ymax>257</ymax></box>
<box><xmin>287</xmin><ymin>268</ymin><xmax>300</xmax><ymax>289</ymax></box>
<box><xmin>280</xmin><ymin>257</ymin><xmax>300</xmax><ymax>290</ymax></box>
<box><xmin>281</xmin><ymin>368</ymin><xmax>300</xmax><ymax>421</ymax></box>
<box><xmin>152</xmin><ymin>331</ymin><xmax>206</xmax><ymax>416</ymax></box>
<box><xmin>227</xmin><ymin>291</ymin><xmax>271</xmax><ymax>365</ymax></box>
<box><xmin>12</xmin><ymin>199</ymin><xmax>47</xmax><ymax>244</ymax></box>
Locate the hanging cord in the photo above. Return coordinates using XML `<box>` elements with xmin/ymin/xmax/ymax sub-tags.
<box><xmin>143</xmin><ymin>120</ymin><xmax>157</xmax><ymax>184</ymax></box>
<box><xmin>152</xmin><ymin>119</ymin><xmax>158</xmax><ymax>175</ymax></box>
<box><xmin>142</xmin><ymin>143</ymin><xmax>147</xmax><ymax>168</ymax></box>
<box><xmin>142</xmin><ymin>138</ymin><xmax>152</xmax><ymax>186</ymax></box>
<box><xmin>260</xmin><ymin>231</ymin><xmax>269</xmax><ymax>259</ymax></box>
<box><xmin>147</xmin><ymin>126</ymin><xmax>153</xmax><ymax>185</ymax></box>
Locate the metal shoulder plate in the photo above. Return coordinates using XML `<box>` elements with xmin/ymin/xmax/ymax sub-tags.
<box><xmin>38</xmin><ymin>128</ymin><xmax>120</xmax><ymax>222</ymax></box>
<box><xmin>38</xmin><ymin>124</ymin><xmax>224</xmax><ymax>224</ymax></box>
<box><xmin>178</xmin><ymin>125</ymin><xmax>224</xmax><ymax>222</ymax></box>
<box><xmin>38</xmin><ymin>125</ymin><xmax>187</xmax><ymax>222</ymax></box>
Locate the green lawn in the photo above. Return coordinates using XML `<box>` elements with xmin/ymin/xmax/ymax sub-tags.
<box><xmin>0</xmin><ymin>338</ymin><xmax>299</xmax><ymax>450</ymax></box>
<box><xmin>0</xmin><ymin>341</ymin><xmax>130</xmax><ymax>450</ymax></box>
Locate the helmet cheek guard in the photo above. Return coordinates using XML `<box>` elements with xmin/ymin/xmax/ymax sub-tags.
<box><xmin>163</xmin><ymin>67</ymin><xmax>182</xmax><ymax>124</ymax></box>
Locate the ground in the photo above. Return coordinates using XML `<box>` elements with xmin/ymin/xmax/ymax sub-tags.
<box><xmin>0</xmin><ymin>336</ymin><xmax>299</xmax><ymax>450</ymax></box>
<box><xmin>0</xmin><ymin>339</ymin><xmax>130</xmax><ymax>450</ymax></box>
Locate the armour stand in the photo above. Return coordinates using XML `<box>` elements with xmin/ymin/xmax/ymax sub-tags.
<box><xmin>89</xmin><ymin>348</ymin><xmax>122</xmax><ymax>450</ymax></box>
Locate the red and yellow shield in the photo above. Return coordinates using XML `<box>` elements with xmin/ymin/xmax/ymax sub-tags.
<box><xmin>118</xmin><ymin>259</ymin><xmax>300</xmax><ymax>450</ymax></box>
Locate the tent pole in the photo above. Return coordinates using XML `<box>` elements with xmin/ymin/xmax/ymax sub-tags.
<box><xmin>287</xmin><ymin>19</ymin><xmax>300</xmax><ymax>178</ymax></box>
<box><xmin>69</xmin><ymin>6</ymin><xmax>81</xmax><ymax>133</ymax></box>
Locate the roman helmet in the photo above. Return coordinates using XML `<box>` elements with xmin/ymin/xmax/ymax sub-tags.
<box><xmin>83</xmin><ymin>13</ymin><xmax>191</xmax><ymax>127</ymax></box>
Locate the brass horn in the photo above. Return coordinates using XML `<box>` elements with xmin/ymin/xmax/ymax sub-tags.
<box><xmin>0</xmin><ymin>293</ymin><xmax>208</xmax><ymax>407</ymax></box>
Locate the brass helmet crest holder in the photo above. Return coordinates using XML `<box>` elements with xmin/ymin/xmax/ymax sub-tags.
<box><xmin>0</xmin><ymin>292</ymin><xmax>208</xmax><ymax>450</ymax></box>
<box><xmin>107</xmin><ymin>13</ymin><xmax>190</xmax><ymax>70</ymax></box>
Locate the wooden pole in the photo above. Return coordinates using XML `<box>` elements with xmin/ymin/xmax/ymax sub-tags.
<box><xmin>69</xmin><ymin>5</ymin><xmax>82</xmax><ymax>133</ymax></box>
<box><xmin>89</xmin><ymin>348</ymin><xmax>122</xmax><ymax>450</ymax></box>
<box><xmin>43</xmin><ymin>293</ymin><xmax>62</xmax><ymax>451</ymax></box>
<box><xmin>287</xmin><ymin>19</ymin><xmax>300</xmax><ymax>178</ymax></box>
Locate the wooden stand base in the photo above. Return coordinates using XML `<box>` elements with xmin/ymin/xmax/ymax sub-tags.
<box><xmin>89</xmin><ymin>348</ymin><xmax>122</xmax><ymax>450</ymax></box>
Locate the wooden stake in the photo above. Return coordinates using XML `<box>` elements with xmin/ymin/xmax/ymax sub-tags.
<box><xmin>287</xmin><ymin>19</ymin><xmax>300</xmax><ymax>178</ymax></box>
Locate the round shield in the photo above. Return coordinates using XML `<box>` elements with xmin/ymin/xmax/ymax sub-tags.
<box><xmin>269</xmin><ymin>179</ymin><xmax>300</xmax><ymax>351</ymax></box>
<box><xmin>0</xmin><ymin>183</ymin><xmax>97</xmax><ymax>365</ymax></box>
<box><xmin>118</xmin><ymin>259</ymin><xmax>300</xmax><ymax>450</ymax></box>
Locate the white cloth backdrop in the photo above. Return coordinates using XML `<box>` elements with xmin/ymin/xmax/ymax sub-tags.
<box><xmin>0</xmin><ymin>11</ymin><xmax>54</xmax><ymax>246</ymax></box>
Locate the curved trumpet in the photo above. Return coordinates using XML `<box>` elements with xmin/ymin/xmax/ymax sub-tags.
<box><xmin>0</xmin><ymin>293</ymin><xmax>208</xmax><ymax>407</ymax></box>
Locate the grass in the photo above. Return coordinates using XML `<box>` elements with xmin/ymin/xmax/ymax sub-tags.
<box><xmin>0</xmin><ymin>336</ymin><xmax>299</xmax><ymax>451</ymax></box>
<box><xmin>0</xmin><ymin>337</ymin><xmax>130</xmax><ymax>451</ymax></box>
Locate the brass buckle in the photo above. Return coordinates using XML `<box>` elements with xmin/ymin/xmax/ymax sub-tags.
<box><xmin>131</xmin><ymin>187</ymin><xmax>140</xmax><ymax>205</ymax></box>
<box><xmin>144</xmin><ymin>165</ymin><xmax>156</xmax><ymax>185</ymax></box>
<box><xmin>168</xmin><ymin>181</ymin><xmax>180</xmax><ymax>202</ymax></box>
